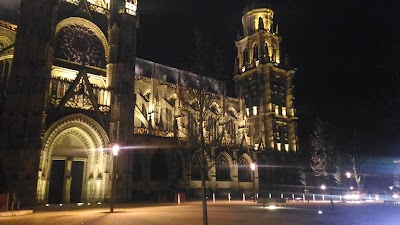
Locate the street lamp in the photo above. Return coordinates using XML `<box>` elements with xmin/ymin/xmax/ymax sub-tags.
<box><xmin>321</xmin><ymin>185</ymin><xmax>326</xmax><ymax>201</ymax></box>
<box><xmin>251</xmin><ymin>163</ymin><xmax>256</xmax><ymax>202</ymax></box>
<box><xmin>110</xmin><ymin>144</ymin><xmax>119</xmax><ymax>213</ymax></box>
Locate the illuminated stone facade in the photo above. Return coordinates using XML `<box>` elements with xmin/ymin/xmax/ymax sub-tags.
<box><xmin>0</xmin><ymin>0</ymin><xmax>298</xmax><ymax>205</ymax></box>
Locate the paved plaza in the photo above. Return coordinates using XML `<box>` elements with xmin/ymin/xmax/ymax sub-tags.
<box><xmin>1</xmin><ymin>201</ymin><xmax>400</xmax><ymax>225</ymax></box>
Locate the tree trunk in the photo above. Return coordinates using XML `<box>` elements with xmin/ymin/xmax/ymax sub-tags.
<box><xmin>201</xmin><ymin>165</ymin><xmax>208</xmax><ymax>225</ymax></box>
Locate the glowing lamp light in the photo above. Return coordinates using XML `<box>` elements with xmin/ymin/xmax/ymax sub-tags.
<box><xmin>251</xmin><ymin>163</ymin><xmax>256</xmax><ymax>171</ymax></box>
<box><xmin>320</xmin><ymin>185</ymin><xmax>326</xmax><ymax>190</ymax></box>
<box><xmin>112</xmin><ymin>144</ymin><xmax>120</xmax><ymax>156</ymax></box>
<box><xmin>389</xmin><ymin>186</ymin><xmax>394</xmax><ymax>191</ymax></box>
<box><xmin>318</xmin><ymin>210</ymin><xmax>323</xmax><ymax>215</ymax></box>
<box><xmin>346</xmin><ymin>172</ymin><xmax>351</xmax><ymax>178</ymax></box>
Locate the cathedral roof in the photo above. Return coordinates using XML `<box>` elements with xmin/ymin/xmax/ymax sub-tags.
<box><xmin>243</xmin><ymin>0</ymin><xmax>272</xmax><ymax>14</ymax></box>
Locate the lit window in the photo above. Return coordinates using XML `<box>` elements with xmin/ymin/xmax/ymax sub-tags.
<box><xmin>285</xmin><ymin>144</ymin><xmax>289</xmax><ymax>152</ymax></box>
<box><xmin>277</xmin><ymin>143</ymin><xmax>281</xmax><ymax>151</ymax></box>
<box><xmin>253</xmin><ymin>106</ymin><xmax>257</xmax><ymax>116</ymax></box>
<box><xmin>275</xmin><ymin>105</ymin><xmax>279</xmax><ymax>114</ymax></box>
<box><xmin>282</xmin><ymin>107</ymin><xmax>286</xmax><ymax>116</ymax></box>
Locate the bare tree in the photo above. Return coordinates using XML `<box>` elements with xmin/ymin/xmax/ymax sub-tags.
<box><xmin>346</xmin><ymin>130</ymin><xmax>369</xmax><ymax>190</ymax></box>
<box><xmin>176</xmin><ymin>31</ymin><xmax>229</xmax><ymax>225</ymax></box>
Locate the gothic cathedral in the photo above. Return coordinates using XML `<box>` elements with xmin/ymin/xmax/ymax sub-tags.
<box><xmin>0</xmin><ymin>0</ymin><xmax>298</xmax><ymax>206</ymax></box>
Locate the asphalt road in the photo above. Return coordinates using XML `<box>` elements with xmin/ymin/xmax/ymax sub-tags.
<box><xmin>1</xmin><ymin>201</ymin><xmax>400</xmax><ymax>225</ymax></box>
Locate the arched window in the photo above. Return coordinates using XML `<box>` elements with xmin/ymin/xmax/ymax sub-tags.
<box><xmin>272</xmin><ymin>47</ymin><xmax>277</xmax><ymax>62</ymax></box>
<box><xmin>257</xmin><ymin>156</ymin><xmax>268</xmax><ymax>183</ymax></box>
<box><xmin>175</xmin><ymin>153</ymin><xmax>183</xmax><ymax>180</ymax></box>
<box><xmin>150</xmin><ymin>150</ymin><xmax>168</xmax><ymax>180</ymax></box>
<box><xmin>0</xmin><ymin>59</ymin><xmax>10</xmax><ymax>89</ymax></box>
<box><xmin>238</xmin><ymin>156</ymin><xmax>252</xmax><ymax>182</ymax></box>
<box><xmin>264</xmin><ymin>42</ymin><xmax>269</xmax><ymax>59</ymax></box>
<box><xmin>253</xmin><ymin>44</ymin><xmax>259</xmax><ymax>61</ymax></box>
<box><xmin>132</xmin><ymin>153</ymin><xmax>142</xmax><ymax>181</ymax></box>
<box><xmin>141</xmin><ymin>103</ymin><xmax>147</xmax><ymax>128</ymax></box>
<box><xmin>191</xmin><ymin>151</ymin><xmax>202</xmax><ymax>180</ymax></box>
<box><xmin>243</xmin><ymin>49</ymin><xmax>248</xmax><ymax>66</ymax></box>
<box><xmin>216</xmin><ymin>155</ymin><xmax>231</xmax><ymax>181</ymax></box>
<box><xmin>188</xmin><ymin>113</ymin><xmax>197</xmax><ymax>138</ymax></box>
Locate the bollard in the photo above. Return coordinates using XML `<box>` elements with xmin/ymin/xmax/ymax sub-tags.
<box><xmin>243</xmin><ymin>193</ymin><xmax>246</xmax><ymax>202</ymax></box>
<box><xmin>256</xmin><ymin>193</ymin><xmax>259</xmax><ymax>199</ymax></box>
<box><xmin>281</xmin><ymin>193</ymin><xmax>283</xmax><ymax>199</ymax></box>
<box><xmin>178</xmin><ymin>194</ymin><xmax>181</xmax><ymax>204</ymax></box>
<box><xmin>313</xmin><ymin>194</ymin><xmax>315</xmax><ymax>201</ymax></box>
<box><xmin>213</xmin><ymin>193</ymin><xmax>216</xmax><ymax>203</ymax></box>
<box><xmin>292</xmin><ymin>194</ymin><xmax>295</xmax><ymax>202</ymax></box>
<box><xmin>228</xmin><ymin>193</ymin><xmax>231</xmax><ymax>202</ymax></box>
<box><xmin>339</xmin><ymin>195</ymin><xmax>342</xmax><ymax>201</ymax></box>
<box><xmin>269</xmin><ymin>193</ymin><xmax>272</xmax><ymax>198</ymax></box>
<box><xmin>303</xmin><ymin>194</ymin><xmax>305</xmax><ymax>202</ymax></box>
<box><xmin>322</xmin><ymin>195</ymin><xmax>325</xmax><ymax>202</ymax></box>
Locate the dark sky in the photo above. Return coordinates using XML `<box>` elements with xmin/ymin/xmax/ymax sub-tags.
<box><xmin>2</xmin><ymin>0</ymin><xmax>400</xmax><ymax>156</ymax></box>
<box><xmin>137</xmin><ymin>0</ymin><xmax>400</xmax><ymax>157</ymax></box>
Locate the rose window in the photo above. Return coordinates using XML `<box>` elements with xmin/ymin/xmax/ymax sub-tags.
<box><xmin>55</xmin><ymin>24</ymin><xmax>106</xmax><ymax>68</ymax></box>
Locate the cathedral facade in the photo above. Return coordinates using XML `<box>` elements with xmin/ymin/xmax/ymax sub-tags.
<box><xmin>0</xmin><ymin>0</ymin><xmax>298</xmax><ymax>206</ymax></box>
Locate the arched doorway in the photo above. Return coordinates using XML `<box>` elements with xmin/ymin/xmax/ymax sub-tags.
<box><xmin>37</xmin><ymin>114</ymin><xmax>110</xmax><ymax>204</ymax></box>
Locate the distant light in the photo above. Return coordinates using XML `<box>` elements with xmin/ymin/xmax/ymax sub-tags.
<box><xmin>393</xmin><ymin>194</ymin><xmax>399</xmax><ymax>199</ymax></box>
<box><xmin>88</xmin><ymin>203</ymin><xmax>91</xmax><ymax>205</ymax></box>
<box><xmin>389</xmin><ymin>186</ymin><xmax>394</xmax><ymax>190</ymax></box>
<box><xmin>98</xmin><ymin>202</ymin><xmax>102</xmax><ymax>205</ymax></box>
<box><xmin>268</xmin><ymin>205</ymin><xmax>277</xmax><ymax>210</ymax></box>
<box><xmin>321</xmin><ymin>185</ymin><xmax>326</xmax><ymax>190</ymax></box>
<box><xmin>346</xmin><ymin>172</ymin><xmax>351</xmax><ymax>178</ymax></box>
<box><xmin>46</xmin><ymin>204</ymin><xmax>49</xmax><ymax>207</ymax></box>
<box><xmin>77</xmin><ymin>203</ymin><xmax>83</xmax><ymax>206</ymax></box>
<box><xmin>59</xmin><ymin>204</ymin><xmax>62</xmax><ymax>207</ymax></box>
<box><xmin>318</xmin><ymin>210</ymin><xmax>323</xmax><ymax>214</ymax></box>
<box><xmin>350</xmin><ymin>186</ymin><xmax>354</xmax><ymax>190</ymax></box>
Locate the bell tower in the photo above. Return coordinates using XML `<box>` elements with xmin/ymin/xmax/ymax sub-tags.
<box><xmin>234</xmin><ymin>0</ymin><xmax>298</xmax><ymax>153</ymax></box>
<box><xmin>107</xmin><ymin>0</ymin><xmax>138</xmax><ymax>201</ymax></box>
<box><xmin>0</xmin><ymin>0</ymin><xmax>59</xmax><ymax>206</ymax></box>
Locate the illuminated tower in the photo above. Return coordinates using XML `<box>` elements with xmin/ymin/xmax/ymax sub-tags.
<box><xmin>0</xmin><ymin>0</ymin><xmax>59</xmax><ymax>205</ymax></box>
<box><xmin>234</xmin><ymin>0</ymin><xmax>298</xmax><ymax>153</ymax></box>
<box><xmin>107</xmin><ymin>0</ymin><xmax>138</xmax><ymax>201</ymax></box>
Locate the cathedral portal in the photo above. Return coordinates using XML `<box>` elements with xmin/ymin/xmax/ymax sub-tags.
<box><xmin>36</xmin><ymin>114</ymin><xmax>110</xmax><ymax>204</ymax></box>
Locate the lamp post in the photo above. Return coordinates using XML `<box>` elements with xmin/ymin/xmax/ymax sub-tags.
<box><xmin>321</xmin><ymin>185</ymin><xmax>326</xmax><ymax>201</ymax></box>
<box><xmin>251</xmin><ymin>163</ymin><xmax>256</xmax><ymax>202</ymax></box>
<box><xmin>110</xmin><ymin>144</ymin><xmax>119</xmax><ymax>213</ymax></box>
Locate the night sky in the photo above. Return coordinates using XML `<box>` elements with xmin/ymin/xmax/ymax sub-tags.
<box><xmin>1</xmin><ymin>0</ymin><xmax>400</xmax><ymax>156</ymax></box>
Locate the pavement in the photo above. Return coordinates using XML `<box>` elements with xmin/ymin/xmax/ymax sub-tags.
<box><xmin>0</xmin><ymin>200</ymin><xmax>399</xmax><ymax>225</ymax></box>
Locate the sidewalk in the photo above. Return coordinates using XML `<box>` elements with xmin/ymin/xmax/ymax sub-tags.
<box><xmin>0</xmin><ymin>210</ymin><xmax>33</xmax><ymax>217</ymax></box>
